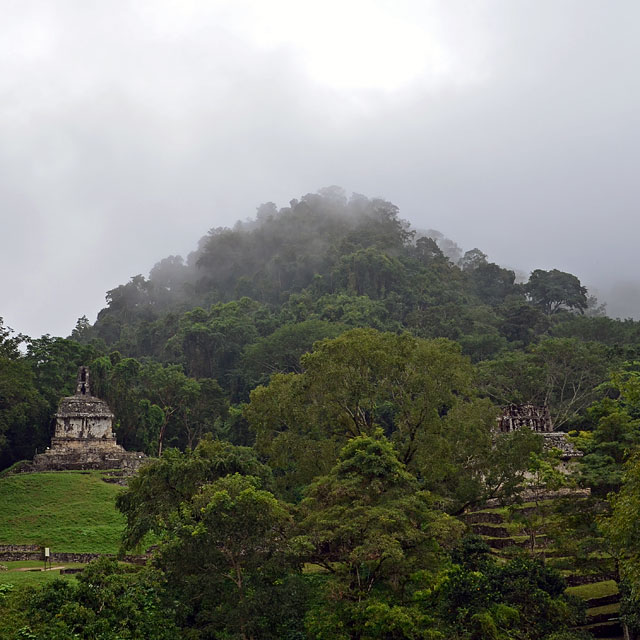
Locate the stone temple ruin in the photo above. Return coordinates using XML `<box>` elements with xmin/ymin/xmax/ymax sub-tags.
<box><xmin>29</xmin><ymin>367</ymin><xmax>145</xmax><ymax>472</ymax></box>
<box><xmin>497</xmin><ymin>404</ymin><xmax>581</xmax><ymax>459</ymax></box>
<box><xmin>497</xmin><ymin>404</ymin><xmax>553</xmax><ymax>433</ymax></box>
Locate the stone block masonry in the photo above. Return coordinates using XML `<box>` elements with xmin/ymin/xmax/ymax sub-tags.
<box><xmin>23</xmin><ymin>366</ymin><xmax>145</xmax><ymax>473</ymax></box>
<box><xmin>0</xmin><ymin>545</ymin><xmax>148</xmax><ymax>564</ymax></box>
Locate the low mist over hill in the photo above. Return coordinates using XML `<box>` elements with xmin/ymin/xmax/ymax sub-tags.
<box><xmin>77</xmin><ymin>187</ymin><xmax>601</xmax><ymax>363</ymax></box>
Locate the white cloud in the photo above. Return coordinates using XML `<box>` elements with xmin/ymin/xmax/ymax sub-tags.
<box><xmin>1</xmin><ymin>0</ymin><xmax>640</xmax><ymax>336</ymax></box>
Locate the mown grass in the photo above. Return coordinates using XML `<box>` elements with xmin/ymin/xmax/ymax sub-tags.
<box><xmin>0</xmin><ymin>471</ymin><xmax>125</xmax><ymax>553</ymax></box>
<box><xmin>586</xmin><ymin>602</ymin><xmax>620</xmax><ymax>617</ymax></box>
<box><xmin>567</xmin><ymin>580</ymin><xmax>618</xmax><ymax>600</ymax></box>
<box><xmin>1</xmin><ymin>561</ymin><xmax>54</xmax><ymax>570</ymax></box>
<box><xmin>0</xmin><ymin>567</ymin><xmax>79</xmax><ymax>588</ymax></box>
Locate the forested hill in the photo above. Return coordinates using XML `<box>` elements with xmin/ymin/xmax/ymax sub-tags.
<box><xmin>7</xmin><ymin>188</ymin><xmax>640</xmax><ymax>637</ymax></box>
<box><xmin>3</xmin><ymin>186</ymin><xmax>640</xmax><ymax>470</ymax></box>
<box><xmin>82</xmin><ymin>186</ymin><xmax>626</xmax><ymax>369</ymax></box>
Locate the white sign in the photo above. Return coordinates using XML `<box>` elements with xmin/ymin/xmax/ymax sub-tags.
<box><xmin>44</xmin><ymin>547</ymin><xmax>50</xmax><ymax>557</ymax></box>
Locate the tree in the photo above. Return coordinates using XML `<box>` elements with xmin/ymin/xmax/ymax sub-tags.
<box><xmin>251</xmin><ymin>329</ymin><xmax>475</xmax><ymax>452</ymax></box>
<box><xmin>524</xmin><ymin>269</ymin><xmax>588</xmax><ymax>315</ymax></box>
<box><xmin>0</xmin><ymin>357</ymin><xmax>47</xmax><ymax>468</ymax></box>
<box><xmin>166</xmin><ymin>298</ymin><xmax>274</xmax><ymax>393</ymax></box>
<box><xmin>450</xmin><ymin>423</ymin><xmax>542</xmax><ymax>514</ymax></box>
<box><xmin>578</xmin><ymin>364</ymin><xmax>640</xmax><ymax>495</ymax></box>
<box><xmin>458</xmin><ymin>248</ymin><xmax>487</xmax><ymax>272</ymax></box>
<box><xmin>0</xmin><ymin>317</ymin><xmax>24</xmax><ymax>359</ymax></box>
<box><xmin>470</xmin><ymin>262</ymin><xmax>519</xmax><ymax>306</ymax></box>
<box><xmin>24</xmin><ymin>335</ymin><xmax>96</xmax><ymax>407</ymax></box>
<box><xmin>70</xmin><ymin>315</ymin><xmax>92</xmax><ymax>342</ymax></box>
<box><xmin>476</xmin><ymin>338</ymin><xmax>610</xmax><ymax>430</ymax></box>
<box><xmin>18</xmin><ymin>558</ymin><xmax>178</xmax><ymax>639</ymax></box>
<box><xmin>300</xmin><ymin>433</ymin><xmax>463</xmax><ymax>639</ymax></box>
<box><xmin>240</xmin><ymin>319</ymin><xmax>345</xmax><ymax>390</ymax></box>
<box><xmin>117</xmin><ymin>435</ymin><xmax>272</xmax><ymax>550</ymax></box>
<box><xmin>181</xmin><ymin>377</ymin><xmax>228</xmax><ymax>450</ymax></box>
<box><xmin>412</xmin><ymin>236</ymin><xmax>445</xmax><ymax>266</ymax></box>
<box><xmin>333</xmin><ymin>248</ymin><xmax>406</xmax><ymax>300</ymax></box>
<box><xmin>156</xmin><ymin>474</ymin><xmax>302</xmax><ymax>640</ymax></box>
<box><xmin>535</xmin><ymin>338</ymin><xmax>610</xmax><ymax>429</ymax></box>
<box><xmin>603</xmin><ymin>453</ymin><xmax>640</xmax><ymax>639</ymax></box>
<box><xmin>497</xmin><ymin>301</ymin><xmax>549</xmax><ymax>345</ymax></box>
<box><xmin>433</xmin><ymin>556</ymin><xmax>583</xmax><ymax>639</ymax></box>
<box><xmin>508</xmin><ymin>450</ymin><xmax>570</xmax><ymax>556</ymax></box>
<box><xmin>248</xmin><ymin>329</ymin><xmax>533</xmax><ymax>510</ymax></box>
<box><xmin>139</xmin><ymin>362</ymin><xmax>200</xmax><ymax>456</ymax></box>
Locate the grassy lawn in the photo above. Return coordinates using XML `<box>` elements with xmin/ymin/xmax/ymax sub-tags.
<box><xmin>0</xmin><ymin>471</ymin><xmax>125</xmax><ymax>554</ymax></box>
<box><xmin>567</xmin><ymin>580</ymin><xmax>618</xmax><ymax>600</ymax></box>
<box><xmin>1</xmin><ymin>561</ymin><xmax>54</xmax><ymax>570</ymax></box>
<box><xmin>587</xmin><ymin>602</ymin><xmax>620</xmax><ymax>617</ymax></box>
<box><xmin>0</xmin><ymin>565</ymin><xmax>80</xmax><ymax>588</ymax></box>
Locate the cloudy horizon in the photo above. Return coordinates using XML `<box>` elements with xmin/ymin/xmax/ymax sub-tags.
<box><xmin>2</xmin><ymin>0</ymin><xmax>639</xmax><ymax>338</ymax></box>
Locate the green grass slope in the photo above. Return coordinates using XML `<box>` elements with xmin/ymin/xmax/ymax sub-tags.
<box><xmin>0</xmin><ymin>471</ymin><xmax>125</xmax><ymax>553</ymax></box>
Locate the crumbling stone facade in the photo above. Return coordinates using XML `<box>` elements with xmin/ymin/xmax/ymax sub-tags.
<box><xmin>27</xmin><ymin>367</ymin><xmax>145</xmax><ymax>472</ymax></box>
<box><xmin>497</xmin><ymin>404</ymin><xmax>553</xmax><ymax>433</ymax></box>
<box><xmin>497</xmin><ymin>404</ymin><xmax>581</xmax><ymax>459</ymax></box>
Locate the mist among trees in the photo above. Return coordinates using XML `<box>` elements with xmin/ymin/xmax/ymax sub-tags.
<box><xmin>3</xmin><ymin>188</ymin><xmax>640</xmax><ymax>638</ymax></box>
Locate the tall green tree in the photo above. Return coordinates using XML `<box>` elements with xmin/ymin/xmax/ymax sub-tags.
<box><xmin>603</xmin><ymin>453</ymin><xmax>640</xmax><ymax>639</ymax></box>
<box><xmin>524</xmin><ymin>269</ymin><xmax>588</xmax><ymax>315</ymax></box>
<box><xmin>248</xmin><ymin>329</ymin><xmax>533</xmax><ymax>509</ymax></box>
<box><xmin>18</xmin><ymin>558</ymin><xmax>178</xmax><ymax>640</ymax></box>
<box><xmin>156</xmin><ymin>474</ymin><xmax>302</xmax><ymax>640</ymax></box>
<box><xmin>300</xmin><ymin>433</ymin><xmax>462</xmax><ymax>639</ymax></box>
<box><xmin>117</xmin><ymin>436</ymin><xmax>272</xmax><ymax>550</ymax></box>
<box><xmin>0</xmin><ymin>317</ymin><xmax>24</xmax><ymax>358</ymax></box>
<box><xmin>0</xmin><ymin>357</ymin><xmax>47</xmax><ymax>468</ymax></box>
<box><xmin>477</xmin><ymin>338</ymin><xmax>610</xmax><ymax>429</ymax></box>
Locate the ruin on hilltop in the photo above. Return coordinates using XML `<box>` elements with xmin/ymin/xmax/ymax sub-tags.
<box><xmin>26</xmin><ymin>366</ymin><xmax>145</xmax><ymax>472</ymax></box>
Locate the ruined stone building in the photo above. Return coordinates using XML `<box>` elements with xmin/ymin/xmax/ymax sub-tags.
<box><xmin>497</xmin><ymin>404</ymin><xmax>553</xmax><ymax>433</ymax></box>
<box><xmin>497</xmin><ymin>404</ymin><xmax>581</xmax><ymax>459</ymax></box>
<box><xmin>29</xmin><ymin>367</ymin><xmax>145</xmax><ymax>472</ymax></box>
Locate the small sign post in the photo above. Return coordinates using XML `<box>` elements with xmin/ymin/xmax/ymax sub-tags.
<box><xmin>44</xmin><ymin>547</ymin><xmax>50</xmax><ymax>571</ymax></box>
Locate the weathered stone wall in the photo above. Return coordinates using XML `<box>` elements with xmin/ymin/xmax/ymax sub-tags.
<box><xmin>0</xmin><ymin>545</ymin><xmax>148</xmax><ymax>565</ymax></box>
<box><xmin>0</xmin><ymin>551</ymin><xmax>41</xmax><ymax>562</ymax></box>
<box><xmin>565</xmin><ymin>572</ymin><xmax>618</xmax><ymax>586</ymax></box>
<box><xmin>470</xmin><ymin>524</ymin><xmax>511</xmax><ymax>538</ymax></box>
<box><xmin>542</xmin><ymin>432</ymin><xmax>582</xmax><ymax>458</ymax></box>
<box><xmin>49</xmin><ymin>438</ymin><xmax>121</xmax><ymax>451</ymax></box>
<box><xmin>498</xmin><ymin>404</ymin><xmax>553</xmax><ymax>433</ymax></box>
<box><xmin>27</xmin><ymin>446</ymin><xmax>146</xmax><ymax>472</ymax></box>
<box><xmin>55</xmin><ymin>415</ymin><xmax>113</xmax><ymax>439</ymax></box>
<box><xmin>0</xmin><ymin>544</ymin><xmax>41</xmax><ymax>553</ymax></box>
<box><xmin>461</xmin><ymin>511</ymin><xmax>505</xmax><ymax>525</ymax></box>
<box><xmin>483</xmin><ymin>487</ymin><xmax>590</xmax><ymax>509</ymax></box>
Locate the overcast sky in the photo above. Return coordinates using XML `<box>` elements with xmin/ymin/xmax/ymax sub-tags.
<box><xmin>2</xmin><ymin>0</ymin><xmax>640</xmax><ymax>338</ymax></box>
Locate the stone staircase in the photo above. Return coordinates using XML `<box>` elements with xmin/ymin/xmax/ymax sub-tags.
<box><xmin>462</xmin><ymin>505</ymin><xmax>623</xmax><ymax>639</ymax></box>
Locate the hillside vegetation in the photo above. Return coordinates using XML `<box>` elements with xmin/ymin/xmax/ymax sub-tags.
<box><xmin>4</xmin><ymin>188</ymin><xmax>640</xmax><ymax>638</ymax></box>
<box><xmin>3</xmin><ymin>187</ymin><xmax>639</xmax><ymax>466</ymax></box>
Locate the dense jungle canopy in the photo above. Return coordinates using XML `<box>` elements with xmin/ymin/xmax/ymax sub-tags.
<box><xmin>3</xmin><ymin>187</ymin><xmax>640</xmax><ymax>639</ymax></box>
